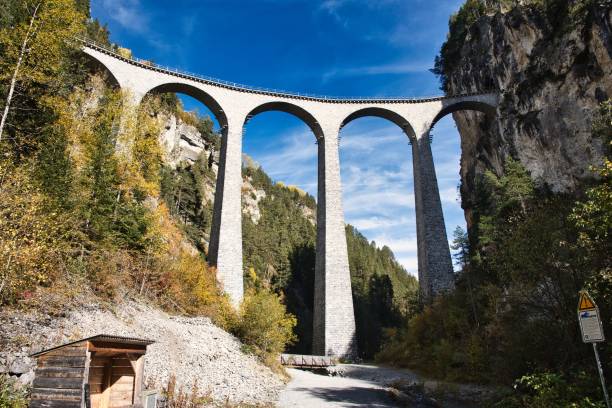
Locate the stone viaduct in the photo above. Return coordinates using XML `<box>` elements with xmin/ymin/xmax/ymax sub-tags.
<box><xmin>81</xmin><ymin>40</ymin><xmax>498</xmax><ymax>358</ymax></box>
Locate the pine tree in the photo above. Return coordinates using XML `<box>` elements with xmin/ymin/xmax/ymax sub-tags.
<box><xmin>450</xmin><ymin>225</ymin><xmax>469</xmax><ymax>268</ymax></box>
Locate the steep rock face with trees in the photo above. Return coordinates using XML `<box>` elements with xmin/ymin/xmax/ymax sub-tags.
<box><xmin>435</xmin><ymin>0</ymin><xmax>611</xmax><ymax>228</ymax></box>
<box><xmin>159</xmin><ymin>113</ymin><xmax>217</xmax><ymax>169</ymax></box>
<box><xmin>376</xmin><ymin>2</ymin><xmax>611</xmax><ymax>403</ymax></box>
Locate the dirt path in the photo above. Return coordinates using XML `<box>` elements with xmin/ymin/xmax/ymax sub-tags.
<box><xmin>278</xmin><ymin>364</ymin><xmax>490</xmax><ymax>407</ymax></box>
<box><xmin>278</xmin><ymin>367</ymin><xmax>399</xmax><ymax>407</ymax></box>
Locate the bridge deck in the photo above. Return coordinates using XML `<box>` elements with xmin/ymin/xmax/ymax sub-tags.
<box><xmin>78</xmin><ymin>38</ymin><xmax>493</xmax><ymax>104</ymax></box>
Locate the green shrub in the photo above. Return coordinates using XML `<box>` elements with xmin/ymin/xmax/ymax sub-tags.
<box><xmin>233</xmin><ymin>288</ymin><xmax>297</xmax><ymax>361</ymax></box>
<box><xmin>494</xmin><ymin>372</ymin><xmax>607</xmax><ymax>408</ymax></box>
<box><xmin>0</xmin><ymin>375</ymin><xmax>28</xmax><ymax>408</ymax></box>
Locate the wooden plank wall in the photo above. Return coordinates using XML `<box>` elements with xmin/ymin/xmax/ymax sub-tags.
<box><xmin>30</xmin><ymin>344</ymin><xmax>87</xmax><ymax>408</ymax></box>
<box><xmin>109</xmin><ymin>356</ymin><xmax>135</xmax><ymax>408</ymax></box>
<box><xmin>88</xmin><ymin>356</ymin><xmax>108</xmax><ymax>408</ymax></box>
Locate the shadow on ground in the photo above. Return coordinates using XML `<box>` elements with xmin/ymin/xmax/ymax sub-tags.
<box><xmin>292</xmin><ymin>386</ymin><xmax>396</xmax><ymax>407</ymax></box>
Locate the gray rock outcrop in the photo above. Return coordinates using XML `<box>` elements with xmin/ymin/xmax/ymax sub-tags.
<box><xmin>443</xmin><ymin>3</ymin><xmax>611</xmax><ymax>227</ymax></box>
<box><xmin>159</xmin><ymin>114</ymin><xmax>210</xmax><ymax>167</ymax></box>
<box><xmin>157</xmin><ymin>114</ymin><xmax>269</xmax><ymax>225</ymax></box>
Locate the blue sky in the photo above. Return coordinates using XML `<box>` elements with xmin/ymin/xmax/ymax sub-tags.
<box><xmin>91</xmin><ymin>0</ymin><xmax>466</xmax><ymax>275</ymax></box>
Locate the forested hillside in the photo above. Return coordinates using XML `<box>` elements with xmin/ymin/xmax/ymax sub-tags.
<box><xmin>379</xmin><ymin>1</ymin><xmax>612</xmax><ymax>406</ymax></box>
<box><xmin>242</xmin><ymin>166</ymin><xmax>418</xmax><ymax>357</ymax></box>
<box><xmin>0</xmin><ymin>0</ymin><xmax>238</xmax><ymax>327</ymax></box>
<box><xmin>0</xmin><ymin>0</ymin><xmax>416</xmax><ymax>380</ymax></box>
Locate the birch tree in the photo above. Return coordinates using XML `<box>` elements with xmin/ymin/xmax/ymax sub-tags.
<box><xmin>0</xmin><ymin>0</ymin><xmax>84</xmax><ymax>146</ymax></box>
<box><xmin>0</xmin><ymin>2</ymin><xmax>40</xmax><ymax>143</ymax></box>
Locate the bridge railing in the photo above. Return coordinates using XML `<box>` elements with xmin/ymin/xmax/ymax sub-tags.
<box><xmin>279</xmin><ymin>354</ymin><xmax>336</xmax><ymax>368</ymax></box>
<box><xmin>76</xmin><ymin>37</ymin><xmax>495</xmax><ymax>103</ymax></box>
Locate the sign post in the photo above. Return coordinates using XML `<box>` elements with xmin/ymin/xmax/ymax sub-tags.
<box><xmin>578</xmin><ymin>290</ymin><xmax>611</xmax><ymax>408</ymax></box>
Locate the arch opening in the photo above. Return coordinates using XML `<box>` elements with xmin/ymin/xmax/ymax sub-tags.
<box><xmin>137</xmin><ymin>87</ymin><xmax>225</xmax><ymax>260</ymax></box>
<box><xmin>338</xmin><ymin>115</ymin><xmax>419</xmax><ymax>360</ymax></box>
<box><xmin>144</xmin><ymin>83</ymin><xmax>228</xmax><ymax>130</ymax></box>
<box><xmin>81</xmin><ymin>52</ymin><xmax>121</xmax><ymax>89</ymax></box>
<box><xmin>241</xmin><ymin>107</ymin><xmax>319</xmax><ymax>355</ymax></box>
<box><xmin>426</xmin><ymin>103</ymin><xmax>496</xmax><ymax>274</ymax></box>
<box><xmin>430</xmin><ymin>100</ymin><xmax>496</xmax><ymax>130</ymax></box>
<box><xmin>428</xmin><ymin>115</ymin><xmax>468</xmax><ymax>273</ymax></box>
<box><xmin>245</xmin><ymin>101</ymin><xmax>323</xmax><ymax>140</ymax></box>
<box><xmin>340</xmin><ymin>107</ymin><xmax>416</xmax><ymax>140</ymax></box>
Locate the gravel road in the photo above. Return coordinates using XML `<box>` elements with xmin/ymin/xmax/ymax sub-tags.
<box><xmin>278</xmin><ymin>364</ymin><xmax>494</xmax><ymax>407</ymax></box>
<box><xmin>278</xmin><ymin>367</ymin><xmax>399</xmax><ymax>407</ymax></box>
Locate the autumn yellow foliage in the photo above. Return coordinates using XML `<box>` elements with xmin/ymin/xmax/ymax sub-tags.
<box><xmin>0</xmin><ymin>74</ymin><xmax>230</xmax><ymax>323</ymax></box>
<box><xmin>116</xmin><ymin>47</ymin><xmax>133</xmax><ymax>59</ymax></box>
<box><xmin>0</xmin><ymin>163</ymin><xmax>75</xmax><ymax>304</ymax></box>
<box><xmin>0</xmin><ymin>0</ymin><xmax>85</xmax><ymax>87</ymax></box>
<box><xmin>286</xmin><ymin>185</ymin><xmax>307</xmax><ymax>197</ymax></box>
<box><xmin>233</xmin><ymin>288</ymin><xmax>297</xmax><ymax>360</ymax></box>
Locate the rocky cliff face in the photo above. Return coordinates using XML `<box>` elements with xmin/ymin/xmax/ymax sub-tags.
<box><xmin>443</xmin><ymin>2</ymin><xmax>611</xmax><ymax>227</ymax></box>
<box><xmin>159</xmin><ymin>113</ymin><xmax>218</xmax><ymax>170</ymax></box>
<box><xmin>158</xmin><ymin>114</ymin><xmax>317</xmax><ymax>227</ymax></box>
<box><xmin>158</xmin><ymin>114</ymin><xmax>271</xmax><ymax>225</ymax></box>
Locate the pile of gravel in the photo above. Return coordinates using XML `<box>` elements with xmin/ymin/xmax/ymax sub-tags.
<box><xmin>0</xmin><ymin>301</ymin><xmax>284</xmax><ymax>405</ymax></box>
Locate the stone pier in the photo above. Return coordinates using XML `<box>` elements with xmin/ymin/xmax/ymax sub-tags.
<box><xmin>208</xmin><ymin>124</ymin><xmax>244</xmax><ymax>307</ymax></box>
<box><xmin>313</xmin><ymin>130</ymin><xmax>357</xmax><ymax>358</ymax></box>
<box><xmin>411</xmin><ymin>131</ymin><xmax>455</xmax><ymax>300</ymax></box>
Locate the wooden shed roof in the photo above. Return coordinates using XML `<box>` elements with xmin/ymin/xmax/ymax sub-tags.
<box><xmin>30</xmin><ymin>334</ymin><xmax>154</xmax><ymax>357</ymax></box>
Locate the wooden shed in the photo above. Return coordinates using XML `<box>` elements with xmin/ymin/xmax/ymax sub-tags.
<box><xmin>29</xmin><ymin>334</ymin><xmax>154</xmax><ymax>408</ymax></box>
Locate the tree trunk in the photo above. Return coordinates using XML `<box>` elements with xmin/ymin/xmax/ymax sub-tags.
<box><xmin>0</xmin><ymin>2</ymin><xmax>41</xmax><ymax>144</ymax></box>
<box><xmin>0</xmin><ymin>251</ymin><xmax>14</xmax><ymax>299</ymax></box>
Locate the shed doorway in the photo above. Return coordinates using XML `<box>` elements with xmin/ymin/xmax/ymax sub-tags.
<box><xmin>88</xmin><ymin>353</ymin><xmax>142</xmax><ymax>408</ymax></box>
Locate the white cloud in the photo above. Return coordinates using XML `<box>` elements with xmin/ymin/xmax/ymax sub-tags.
<box><xmin>318</xmin><ymin>0</ymin><xmax>350</xmax><ymax>27</ymax></box>
<box><xmin>323</xmin><ymin>61</ymin><xmax>433</xmax><ymax>82</ymax></box>
<box><xmin>439</xmin><ymin>186</ymin><xmax>460</xmax><ymax>205</ymax></box>
<box><xmin>318</xmin><ymin>0</ymin><xmax>404</xmax><ymax>24</ymax></box>
<box><xmin>343</xmin><ymin>191</ymin><xmax>415</xmax><ymax>215</ymax></box>
<box><xmin>319</xmin><ymin>0</ymin><xmax>345</xmax><ymax>13</ymax></box>
<box><xmin>337</xmin><ymin>121</ymin><xmax>420</xmax><ymax>271</ymax></box>
<box><xmin>350</xmin><ymin>215</ymin><xmax>414</xmax><ymax>231</ymax></box>
<box><xmin>182</xmin><ymin>15</ymin><xmax>197</xmax><ymax>38</ymax></box>
<box><xmin>253</xmin><ymin>129</ymin><xmax>318</xmax><ymax>195</ymax></box>
<box><xmin>366</xmin><ymin>234</ymin><xmax>420</xmax><ymax>274</ymax></box>
<box><xmin>368</xmin><ymin>235</ymin><xmax>418</xmax><ymax>253</ymax></box>
<box><xmin>340</xmin><ymin>131</ymin><xmax>405</xmax><ymax>152</ymax></box>
<box><xmin>99</xmin><ymin>0</ymin><xmax>171</xmax><ymax>52</ymax></box>
<box><xmin>397</xmin><ymin>255</ymin><xmax>419</xmax><ymax>276</ymax></box>
<box><xmin>101</xmin><ymin>0</ymin><xmax>148</xmax><ymax>33</ymax></box>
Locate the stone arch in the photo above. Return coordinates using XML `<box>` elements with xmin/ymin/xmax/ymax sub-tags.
<box><xmin>143</xmin><ymin>82</ymin><xmax>228</xmax><ymax>129</ymax></box>
<box><xmin>81</xmin><ymin>52</ymin><xmax>121</xmax><ymax>89</ymax></box>
<box><xmin>245</xmin><ymin>101</ymin><xmax>323</xmax><ymax>139</ymax></box>
<box><xmin>414</xmin><ymin>97</ymin><xmax>497</xmax><ymax>302</ymax></box>
<box><xmin>429</xmin><ymin>99</ymin><xmax>496</xmax><ymax>130</ymax></box>
<box><xmin>340</xmin><ymin>107</ymin><xmax>416</xmax><ymax>140</ymax></box>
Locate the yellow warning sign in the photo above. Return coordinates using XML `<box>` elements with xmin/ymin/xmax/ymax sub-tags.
<box><xmin>578</xmin><ymin>291</ymin><xmax>597</xmax><ymax>311</ymax></box>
